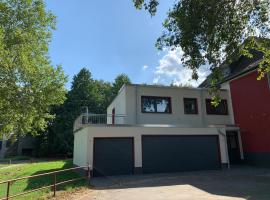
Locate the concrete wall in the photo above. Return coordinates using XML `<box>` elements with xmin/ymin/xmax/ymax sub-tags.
<box><xmin>107</xmin><ymin>86</ymin><xmax>126</xmax><ymax>124</ymax></box>
<box><xmin>73</xmin><ymin>125</ymin><xmax>233</xmax><ymax>169</ymax></box>
<box><xmin>108</xmin><ymin>84</ymin><xmax>233</xmax><ymax>127</ymax></box>
<box><xmin>73</xmin><ymin>128</ymin><xmax>89</xmax><ymax>166</ymax></box>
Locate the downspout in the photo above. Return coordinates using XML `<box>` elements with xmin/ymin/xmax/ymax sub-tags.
<box><xmin>218</xmin><ymin>128</ymin><xmax>230</xmax><ymax>169</ymax></box>
<box><xmin>200</xmin><ymin>89</ymin><xmax>206</xmax><ymax>126</ymax></box>
<box><xmin>135</xmin><ymin>85</ymin><xmax>138</xmax><ymax>124</ymax></box>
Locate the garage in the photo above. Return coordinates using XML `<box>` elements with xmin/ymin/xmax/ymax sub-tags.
<box><xmin>142</xmin><ymin>135</ymin><xmax>221</xmax><ymax>174</ymax></box>
<box><xmin>93</xmin><ymin>138</ymin><xmax>134</xmax><ymax>177</ymax></box>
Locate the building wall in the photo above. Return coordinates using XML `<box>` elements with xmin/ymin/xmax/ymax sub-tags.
<box><xmin>73</xmin><ymin>125</ymin><xmax>231</xmax><ymax>169</ymax></box>
<box><xmin>73</xmin><ymin>128</ymin><xmax>89</xmax><ymax>167</ymax></box>
<box><xmin>107</xmin><ymin>86</ymin><xmax>126</xmax><ymax>124</ymax></box>
<box><xmin>119</xmin><ymin>85</ymin><xmax>233</xmax><ymax>126</ymax></box>
<box><xmin>230</xmin><ymin>71</ymin><xmax>270</xmax><ymax>165</ymax></box>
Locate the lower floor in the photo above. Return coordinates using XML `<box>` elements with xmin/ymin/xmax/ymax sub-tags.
<box><xmin>73</xmin><ymin>125</ymin><xmax>244</xmax><ymax>176</ymax></box>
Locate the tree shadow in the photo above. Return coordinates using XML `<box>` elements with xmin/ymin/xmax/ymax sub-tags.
<box><xmin>90</xmin><ymin>166</ymin><xmax>270</xmax><ymax>200</ymax></box>
<box><xmin>21</xmin><ymin>160</ymin><xmax>88</xmax><ymax>197</ymax></box>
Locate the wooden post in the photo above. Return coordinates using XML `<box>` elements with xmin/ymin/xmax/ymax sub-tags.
<box><xmin>87</xmin><ymin>165</ymin><xmax>91</xmax><ymax>184</ymax></box>
<box><xmin>53</xmin><ymin>173</ymin><xmax>56</xmax><ymax>197</ymax></box>
<box><xmin>6</xmin><ymin>181</ymin><xmax>10</xmax><ymax>200</ymax></box>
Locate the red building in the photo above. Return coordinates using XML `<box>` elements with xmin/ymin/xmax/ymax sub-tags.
<box><xmin>201</xmin><ymin>51</ymin><xmax>270</xmax><ymax>166</ymax></box>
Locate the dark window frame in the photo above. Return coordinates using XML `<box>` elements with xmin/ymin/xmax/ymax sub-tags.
<box><xmin>205</xmin><ymin>99</ymin><xmax>228</xmax><ymax>115</ymax></box>
<box><xmin>183</xmin><ymin>98</ymin><xmax>198</xmax><ymax>114</ymax></box>
<box><xmin>141</xmin><ymin>96</ymin><xmax>172</xmax><ymax>114</ymax></box>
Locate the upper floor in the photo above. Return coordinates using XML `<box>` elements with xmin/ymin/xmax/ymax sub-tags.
<box><xmin>106</xmin><ymin>84</ymin><xmax>234</xmax><ymax>127</ymax></box>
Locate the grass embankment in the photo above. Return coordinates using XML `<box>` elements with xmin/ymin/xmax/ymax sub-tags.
<box><xmin>0</xmin><ymin>159</ymin><xmax>88</xmax><ymax>200</ymax></box>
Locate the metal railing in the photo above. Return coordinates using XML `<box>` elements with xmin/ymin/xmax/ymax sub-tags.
<box><xmin>0</xmin><ymin>165</ymin><xmax>90</xmax><ymax>200</ymax></box>
<box><xmin>81</xmin><ymin>114</ymin><xmax>125</xmax><ymax>125</ymax></box>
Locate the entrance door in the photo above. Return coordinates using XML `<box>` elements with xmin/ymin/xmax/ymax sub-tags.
<box><xmin>226</xmin><ymin>131</ymin><xmax>241</xmax><ymax>164</ymax></box>
<box><xmin>112</xmin><ymin>108</ymin><xmax>115</xmax><ymax>125</ymax></box>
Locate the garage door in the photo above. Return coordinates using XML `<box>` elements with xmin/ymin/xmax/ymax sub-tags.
<box><xmin>142</xmin><ymin>135</ymin><xmax>221</xmax><ymax>174</ymax></box>
<box><xmin>93</xmin><ymin>138</ymin><xmax>134</xmax><ymax>177</ymax></box>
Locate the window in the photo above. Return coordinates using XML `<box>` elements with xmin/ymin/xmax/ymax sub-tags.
<box><xmin>206</xmin><ymin>99</ymin><xmax>228</xmax><ymax>115</ymax></box>
<box><xmin>141</xmin><ymin>96</ymin><xmax>172</xmax><ymax>113</ymax></box>
<box><xmin>184</xmin><ymin>98</ymin><xmax>198</xmax><ymax>114</ymax></box>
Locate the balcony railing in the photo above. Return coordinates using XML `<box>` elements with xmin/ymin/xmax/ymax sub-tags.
<box><xmin>73</xmin><ymin>114</ymin><xmax>126</xmax><ymax>131</ymax></box>
<box><xmin>81</xmin><ymin>114</ymin><xmax>125</xmax><ymax>125</ymax></box>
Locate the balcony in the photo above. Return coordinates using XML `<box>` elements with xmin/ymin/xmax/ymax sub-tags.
<box><xmin>73</xmin><ymin>114</ymin><xmax>126</xmax><ymax>131</ymax></box>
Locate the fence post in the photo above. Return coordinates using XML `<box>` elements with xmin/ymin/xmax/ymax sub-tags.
<box><xmin>6</xmin><ymin>181</ymin><xmax>10</xmax><ymax>200</ymax></box>
<box><xmin>53</xmin><ymin>173</ymin><xmax>56</xmax><ymax>197</ymax></box>
<box><xmin>87</xmin><ymin>165</ymin><xmax>91</xmax><ymax>184</ymax></box>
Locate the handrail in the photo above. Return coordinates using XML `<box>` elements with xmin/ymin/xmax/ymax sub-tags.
<box><xmin>0</xmin><ymin>165</ymin><xmax>90</xmax><ymax>200</ymax></box>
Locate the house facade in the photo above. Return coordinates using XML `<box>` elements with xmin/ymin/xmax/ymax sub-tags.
<box><xmin>73</xmin><ymin>84</ymin><xmax>243</xmax><ymax>177</ymax></box>
<box><xmin>200</xmin><ymin>50</ymin><xmax>270</xmax><ymax>166</ymax></box>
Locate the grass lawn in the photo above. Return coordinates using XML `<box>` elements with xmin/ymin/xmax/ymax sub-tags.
<box><xmin>0</xmin><ymin>159</ymin><xmax>88</xmax><ymax>200</ymax></box>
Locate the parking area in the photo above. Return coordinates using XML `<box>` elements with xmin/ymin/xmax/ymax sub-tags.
<box><xmin>76</xmin><ymin>166</ymin><xmax>270</xmax><ymax>200</ymax></box>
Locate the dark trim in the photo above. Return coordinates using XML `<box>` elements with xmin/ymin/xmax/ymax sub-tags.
<box><xmin>141</xmin><ymin>134</ymin><xmax>222</xmax><ymax>173</ymax></box>
<box><xmin>205</xmin><ymin>99</ymin><xmax>229</xmax><ymax>115</ymax></box>
<box><xmin>183</xmin><ymin>98</ymin><xmax>199</xmax><ymax>114</ymax></box>
<box><xmin>112</xmin><ymin>108</ymin><xmax>115</xmax><ymax>125</ymax></box>
<box><xmin>134</xmin><ymin>167</ymin><xmax>143</xmax><ymax>174</ymax></box>
<box><xmin>93</xmin><ymin>137</ymin><xmax>135</xmax><ymax>176</ymax></box>
<box><xmin>141</xmin><ymin>96</ymin><xmax>172</xmax><ymax>114</ymax></box>
<box><xmin>244</xmin><ymin>152</ymin><xmax>270</xmax><ymax>167</ymax></box>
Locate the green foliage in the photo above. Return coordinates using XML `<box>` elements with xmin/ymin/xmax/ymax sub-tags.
<box><xmin>0</xmin><ymin>0</ymin><xmax>67</xmax><ymax>137</ymax></box>
<box><xmin>36</xmin><ymin>69</ymin><xmax>132</xmax><ymax>156</ymax></box>
<box><xmin>112</xmin><ymin>73</ymin><xmax>132</xmax><ymax>98</ymax></box>
<box><xmin>133</xmin><ymin>0</ymin><xmax>270</xmax><ymax>104</ymax></box>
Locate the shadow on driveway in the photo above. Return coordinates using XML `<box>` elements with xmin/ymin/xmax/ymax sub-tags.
<box><xmin>90</xmin><ymin>166</ymin><xmax>270</xmax><ymax>200</ymax></box>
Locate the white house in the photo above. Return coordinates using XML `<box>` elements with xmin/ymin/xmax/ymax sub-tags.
<box><xmin>73</xmin><ymin>84</ymin><xmax>243</xmax><ymax>177</ymax></box>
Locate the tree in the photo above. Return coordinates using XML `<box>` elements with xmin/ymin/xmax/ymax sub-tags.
<box><xmin>0</xmin><ymin>0</ymin><xmax>66</xmax><ymax>137</ymax></box>
<box><xmin>36</xmin><ymin>70</ymin><xmax>132</xmax><ymax>156</ymax></box>
<box><xmin>112</xmin><ymin>74</ymin><xmax>132</xmax><ymax>98</ymax></box>
<box><xmin>41</xmin><ymin>68</ymin><xmax>98</xmax><ymax>155</ymax></box>
<box><xmin>133</xmin><ymin>0</ymin><xmax>270</xmax><ymax>104</ymax></box>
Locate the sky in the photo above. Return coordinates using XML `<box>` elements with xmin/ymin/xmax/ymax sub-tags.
<box><xmin>45</xmin><ymin>0</ymin><xmax>210</xmax><ymax>89</ymax></box>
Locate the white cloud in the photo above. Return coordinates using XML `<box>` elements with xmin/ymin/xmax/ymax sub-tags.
<box><xmin>142</xmin><ymin>65</ymin><xmax>149</xmax><ymax>71</ymax></box>
<box><xmin>153</xmin><ymin>48</ymin><xmax>211</xmax><ymax>87</ymax></box>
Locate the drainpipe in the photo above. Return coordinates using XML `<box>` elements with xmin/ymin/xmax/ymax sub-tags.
<box><xmin>218</xmin><ymin>128</ymin><xmax>230</xmax><ymax>169</ymax></box>
<box><xmin>135</xmin><ymin>85</ymin><xmax>138</xmax><ymax>125</ymax></box>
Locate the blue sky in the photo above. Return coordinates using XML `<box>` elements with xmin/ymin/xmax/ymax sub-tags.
<box><xmin>45</xmin><ymin>0</ymin><xmax>209</xmax><ymax>88</ymax></box>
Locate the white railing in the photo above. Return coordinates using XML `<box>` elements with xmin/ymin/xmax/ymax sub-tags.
<box><xmin>73</xmin><ymin>114</ymin><xmax>126</xmax><ymax>131</ymax></box>
<box><xmin>81</xmin><ymin>114</ymin><xmax>125</xmax><ymax>125</ymax></box>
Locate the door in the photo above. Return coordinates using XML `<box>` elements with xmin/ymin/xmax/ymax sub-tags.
<box><xmin>142</xmin><ymin>135</ymin><xmax>221</xmax><ymax>174</ymax></box>
<box><xmin>93</xmin><ymin>138</ymin><xmax>134</xmax><ymax>177</ymax></box>
<box><xmin>112</xmin><ymin>108</ymin><xmax>115</xmax><ymax>125</ymax></box>
<box><xmin>226</xmin><ymin>131</ymin><xmax>241</xmax><ymax>164</ymax></box>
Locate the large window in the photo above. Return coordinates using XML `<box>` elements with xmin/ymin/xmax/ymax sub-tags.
<box><xmin>206</xmin><ymin>99</ymin><xmax>228</xmax><ymax>115</ymax></box>
<box><xmin>141</xmin><ymin>96</ymin><xmax>172</xmax><ymax>113</ymax></box>
<box><xmin>184</xmin><ymin>98</ymin><xmax>198</xmax><ymax>114</ymax></box>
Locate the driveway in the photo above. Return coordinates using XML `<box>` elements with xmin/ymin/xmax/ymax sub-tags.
<box><xmin>75</xmin><ymin>166</ymin><xmax>270</xmax><ymax>200</ymax></box>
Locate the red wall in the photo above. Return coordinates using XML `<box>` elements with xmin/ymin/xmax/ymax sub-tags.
<box><xmin>230</xmin><ymin>71</ymin><xmax>270</xmax><ymax>152</ymax></box>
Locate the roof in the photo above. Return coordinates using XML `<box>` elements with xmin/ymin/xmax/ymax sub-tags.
<box><xmin>199</xmin><ymin>50</ymin><xmax>263</xmax><ymax>88</ymax></box>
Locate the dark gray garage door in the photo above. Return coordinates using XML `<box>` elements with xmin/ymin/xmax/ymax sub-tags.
<box><xmin>142</xmin><ymin>135</ymin><xmax>221</xmax><ymax>174</ymax></box>
<box><xmin>93</xmin><ymin>138</ymin><xmax>134</xmax><ymax>177</ymax></box>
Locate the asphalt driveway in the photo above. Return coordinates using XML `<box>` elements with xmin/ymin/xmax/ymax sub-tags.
<box><xmin>76</xmin><ymin>166</ymin><xmax>270</xmax><ymax>200</ymax></box>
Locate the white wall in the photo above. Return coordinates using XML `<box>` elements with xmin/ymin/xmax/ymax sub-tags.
<box><xmin>122</xmin><ymin>85</ymin><xmax>233</xmax><ymax>126</ymax></box>
<box><xmin>73</xmin><ymin>125</ymin><xmax>231</xmax><ymax>169</ymax></box>
<box><xmin>107</xmin><ymin>86</ymin><xmax>126</xmax><ymax>124</ymax></box>
<box><xmin>73</xmin><ymin>128</ymin><xmax>89</xmax><ymax>166</ymax></box>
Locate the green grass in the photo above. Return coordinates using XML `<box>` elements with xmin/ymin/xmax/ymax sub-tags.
<box><xmin>0</xmin><ymin>159</ymin><xmax>88</xmax><ymax>200</ymax></box>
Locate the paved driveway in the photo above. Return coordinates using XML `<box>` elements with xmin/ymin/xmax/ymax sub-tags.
<box><xmin>76</xmin><ymin>166</ymin><xmax>270</xmax><ymax>200</ymax></box>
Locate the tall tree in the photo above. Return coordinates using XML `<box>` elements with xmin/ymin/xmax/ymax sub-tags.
<box><xmin>45</xmin><ymin>68</ymin><xmax>97</xmax><ymax>155</ymax></box>
<box><xmin>0</xmin><ymin>0</ymin><xmax>66</xmax><ymax>137</ymax></box>
<box><xmin>112</xmin><ymin>73</ymin><xmax>132</xmax><ymax>98</ymax></box>
<box><xmin>133</xmin><ymin>0</ymin><xmax>270</xmax><ymax>104</ymax></box>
